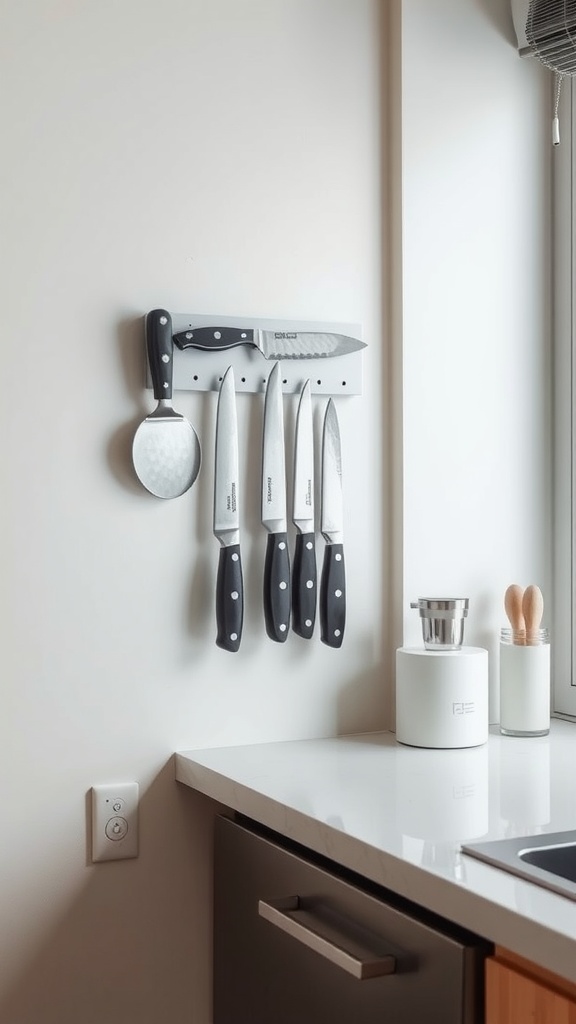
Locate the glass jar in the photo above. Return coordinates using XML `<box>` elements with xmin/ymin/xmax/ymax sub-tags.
<box><xmin>499</xmin><ymin>627</ymin><xmax>550</xmax><ymax>737</ymax></box>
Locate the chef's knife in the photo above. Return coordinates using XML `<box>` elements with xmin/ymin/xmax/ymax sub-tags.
<box><xmin>292</xmin><ymin>380</ymin><xmax>316</xmax><ymax>639</ymax></box>
<box><xmin>262</xmin><ymin>362</ymin><xmax>291</xmax><ymax>641</ymax></box>
<box><xmin>320</xmin><ymin>399</ymin><xmax>346</xmax><ymax>648</ymax></box>
<box><xmin>214</xmin><ymin>366</ymin><xmax>243</xmax><ymax>652</ymax></box>
<box><xmin>174</xmin><ymin>326</ymin><xmax>365</xmax><ymax>360</ymax></box>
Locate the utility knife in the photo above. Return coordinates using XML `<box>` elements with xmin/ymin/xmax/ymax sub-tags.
<box><xmin>214</xmin><ymin>366</ymin><xmax>243</xmax><ymax>652</ymax></box>
<box><xmin>292</xmin><ymin>380</ymin><xmax>317</xmax><ymax>638</ymax></box>
<box><xmin>261</xmin><ymin>362</ymin><xmax>291</xmax><ymax>641</ymax></box>
<box><xmin>320</xmin><ymin>399</ymin><xmax>346</xmax><ymax>648</ymax></box>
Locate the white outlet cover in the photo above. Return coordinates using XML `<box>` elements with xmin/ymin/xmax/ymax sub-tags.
<box><xmin>91</xmin><ymin>782</ymin><xmax>139</xmax><ymax>863</ymax></box>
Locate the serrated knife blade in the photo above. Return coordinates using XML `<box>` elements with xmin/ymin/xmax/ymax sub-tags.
<box><xmin>174</xmin><ymin>326</ymin><xmax>365</xmax><ymax>360</ymax></box>
<box><xmin>292</xmin><ymin>380</ymin><xmax>317</xmax><ymax>639</ymax></box>
<box><xmin>214</xmin><ymin>366</ymin><xmax>243</xmax><ymax>652</ymax></box>
<box><xmin>261</xmin><ymin>362</ymin><xmax>291</xmax><ymax>641</ymax></box>
<box><xmin>320</xmin><ymin>399</ymin><xmax>346</xmax><ymax>648</ymax></box>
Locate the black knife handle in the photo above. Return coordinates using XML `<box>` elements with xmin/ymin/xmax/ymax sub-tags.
<box><xmin>320</xmin><ymin>543</ymin><xmax>346</xmax><ymax>648</ymax></box>
<box><xmin>216</xmin><ymin>544</ymin><xmax>244</xmax><ymax>653</ymax></box>
<box><xmin>146</xmin><ymin>309</ymin><xmax>174</xmax><ymax>401</ymax></box>
<box><xmin>263</xmin><ymin>532</ymin><xmax>291</xmax><ymax>642</ymax></box>
<box><xmin>174</xmin><ymin>327</ymin><xmax>255</xmax><ymax>352</ymax></box>
<box><xmin>292</xmin><ymin>532</ymin><xmax>317</xmax><ymax>639</ymax></box>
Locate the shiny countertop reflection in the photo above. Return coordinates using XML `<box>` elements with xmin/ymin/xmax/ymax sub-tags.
<box><xmin>176</xmin><ymin>719</ymin><xmax>576</xmax><ymax>983</ymax></box>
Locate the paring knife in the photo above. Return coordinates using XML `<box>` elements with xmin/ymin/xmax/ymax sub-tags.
<box><xmin>262</xmin><ymin>362</ymin><xmax>291</xmax><ymax>641</ymax></box>
<box><xmin>174</xmin><ymin>326</ymin><xmax>365</xmax><ymax>360</ymax></box>
<box><xmin>292</xmin><ymin>380</ymin><xmax>317</xmax><ymax>639</ymax></box>
<box><xmin>320</xmin><ymin>399</ymin><xmax>346</xmax><ymax>648</ymax></box>
<box><xmin>214</xmin><ymin>366</ymin><xmax>243</xmax><ymax>652</ymax></box>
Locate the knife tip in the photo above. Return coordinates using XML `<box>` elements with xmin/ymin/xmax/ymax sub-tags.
<box><xmin>265</xmin><ymin>361</ymin><xmax>281</xmax><ymax>389</ymax></box>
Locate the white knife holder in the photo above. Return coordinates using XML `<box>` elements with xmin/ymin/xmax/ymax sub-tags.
<box><xmin>145</xmin><ymin>312</ymin><xmax>364</xmax><ymax>396</ymax></box>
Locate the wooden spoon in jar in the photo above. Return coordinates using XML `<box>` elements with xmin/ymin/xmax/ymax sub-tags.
<box><xmin>504</xmin><ymin>584</ymin><xmax>525</xmax><ymax>645</ymax></box>
<box><xmin>522</xmin><ymin>584</ymin><xmax>544</xmax><ymax>645</ymax></box>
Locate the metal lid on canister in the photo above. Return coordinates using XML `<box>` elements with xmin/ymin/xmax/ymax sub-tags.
<box><xmin>410</xmin><ymin>598</ymin><xmax>469</xmax><ymax>619</ymax></box>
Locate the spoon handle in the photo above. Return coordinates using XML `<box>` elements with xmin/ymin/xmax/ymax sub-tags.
<box><xmin>504</xmin><ymin>584</ymin><xmax>525</xmax><ymax>645</ymax></box>
<box><xmin>522</xmin><ymin>584</ymin><xmax>544</xmax><ymax>644</ymax></box>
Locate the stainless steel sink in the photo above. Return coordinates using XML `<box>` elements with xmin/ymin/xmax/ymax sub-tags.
<box><xmin>462</xmin><ymin>831</ymin><xmax>576</xmax><ymax>901</ymax></box>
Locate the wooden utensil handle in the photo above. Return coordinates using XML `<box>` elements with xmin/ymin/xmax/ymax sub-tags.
<box><xmin>504</xmin><ymin>584</ymin><xmax>525</xmax><ymax>645</ymax></box>
<box><xmin>523</xmin><ymin>584</ymin><xmax>544</xmax><ymax>644</ymax></box>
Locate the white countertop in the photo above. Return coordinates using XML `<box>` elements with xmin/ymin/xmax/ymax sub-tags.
<box><xmin>176</xmin><ymin>719</ymin><xmax>576</xmax><ymax>982</ymax></box>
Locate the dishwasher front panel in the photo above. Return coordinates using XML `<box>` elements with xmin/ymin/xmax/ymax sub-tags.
<box><xmin>214</xmin><ymin>816</ymin><xmax>486</xmax><ymax>1024</ymax></box>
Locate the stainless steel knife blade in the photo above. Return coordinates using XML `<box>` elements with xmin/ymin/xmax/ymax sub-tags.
<box><xmin>320</xmin><ymin>399</ymin><xmax>345</xmax><ymax>648</ymax></box>
<box><xmin>214</xmin><ymin>365</ymin><xmax>243</xmax><ymax>652</ymax></box>
<box><xmin>293</xmin><ymin>380</ymin><xmax>315</xmax><ymax>535</ymax></box>
<box><xmin>262</xmin><ymin>362</ymin><xmax>287</xmax><ymax>534</ymax></box>
<box><xmin>292</xmin><ymin>380</ymin><xmax>317</xmax><ymax>639</ymax></box>
<box><xmin>214</xmin><ymin>365</ymin><xmax>240</xmax><ymax>543</ymax></box>
<box><xmin>174</xmin><ymin>326</ymin><xmax>365</xmax><ymax>360</ymax></box>
<box><xmin>320</xmin><ymin>399</ymin><xmax>343</xmax><ymax>543</ymax></box>
<box><xmin>261</xmin><ymin>362</ymin><xmax>291</xmax><ymax>641</ymax></box>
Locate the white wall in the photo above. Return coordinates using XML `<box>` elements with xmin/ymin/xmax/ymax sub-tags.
<box><xmin>0</xmin><ymin>0</ymin><xmax>551</xmax><ymax>1021</ymax></box>
<box><xmin>0</xmin><ymin>2</ymin><xmax>385</xmax><ymax>1022</ymax></box>
<box><xmin>397</xmin><ymin>0</ymin><xmax>552</xmax><ymax>722</ymax></box>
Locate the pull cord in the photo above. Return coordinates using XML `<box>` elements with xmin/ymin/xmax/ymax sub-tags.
<box><xmin>553</xmin><ymin>72</ymin><xmax>562</xmax><ymax>146</ymax></box>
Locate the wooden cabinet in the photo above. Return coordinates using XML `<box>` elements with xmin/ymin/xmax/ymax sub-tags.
<box><xmin>486</xmin><ymin>948</ymin><xmax>576</xmax><ymax>1023</ymax></box>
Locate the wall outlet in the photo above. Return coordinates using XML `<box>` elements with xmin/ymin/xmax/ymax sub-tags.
<box><xmin>91</xmin><ymin>782</ymin><xmax>139</xmax><ymax>863</ymax></box>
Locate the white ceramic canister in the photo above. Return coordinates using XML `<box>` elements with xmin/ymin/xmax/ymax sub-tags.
<box><xmin>396</xmin><ymin>647</ymin><xmax>489</xmax><ymax>749</ymax></box>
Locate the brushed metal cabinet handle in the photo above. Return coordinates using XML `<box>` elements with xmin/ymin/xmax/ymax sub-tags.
<box><xmin>258</xmin><ymin>896</ymin><xmax>397</xmax><ymax>981</ymax></box>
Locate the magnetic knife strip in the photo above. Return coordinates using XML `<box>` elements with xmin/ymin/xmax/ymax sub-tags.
<box><xmin>135</xmin><ymin>309</ymin><xmax>358</xmax><ymax>650</ymax></box>
<box><xmin>144</xmin><ymin>312</ymin><xmax>364</xmax><ymax>396</ymax></box>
